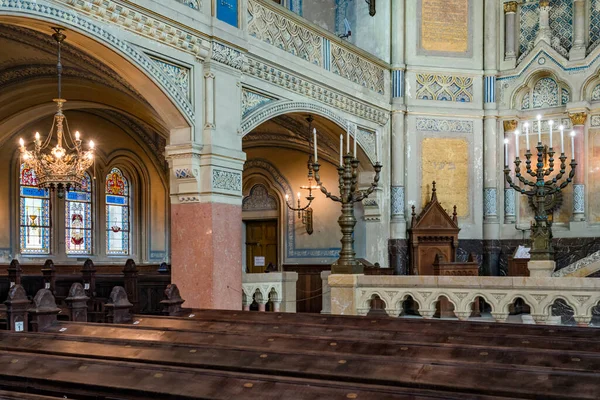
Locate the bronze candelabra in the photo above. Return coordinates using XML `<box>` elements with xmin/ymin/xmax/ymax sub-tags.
<box><xmin>504</xmin><ymin>125</ymin><xmax>576</xmax><ymax>261</ymax></box>
<box><xmin>312</xmin><ymin>147</ymin><xmax>382</xmax><ymax>274</ymax></box>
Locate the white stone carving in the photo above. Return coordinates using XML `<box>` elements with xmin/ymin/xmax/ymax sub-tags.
<box><xmin>242</xmin><ymin>89</ymin><xmax>276</xmax><ymax>117</ymax></box>
<box><xmin>211</xmin><ymin>42</ymin><xmax>246</xmax><ymax>71</ymax></box>
<box><xmin>242</xmin><ymin>272</ymin><xmax>298</xmax><ymax>312</ymax></box>
<box><xmin>212</xmin><ymin>169</ymin><xmax>242</xmax><ymax>192</ymax></box>
<box><xmin>415</xmin><ymin>118</ymin><xmax>474</xmax><ymax>133</ymax></box>
<box><xmin>330</xmin><ymin>42</ymin><xmax>385</xmax><ymax>94</ymax></box>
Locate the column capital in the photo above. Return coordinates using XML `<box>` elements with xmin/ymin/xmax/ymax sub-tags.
<box><xmin>503</xmin><ymin>119</ymin><xmax>519</xmax><ymax>132</ymax></box>
<box><xmin>539</xmin><ymin>0</ymin><xmax>549</xmax><ymax>8</ymax></box>
<box><xmin>503</xmin><ymin>1</ymin><xmax>518</xmax><ymax>14</ymax></box>
<box><xmin>569</xmin><ymin>112</ymin><xmax>588</xmax><ymax>126</ymax></box>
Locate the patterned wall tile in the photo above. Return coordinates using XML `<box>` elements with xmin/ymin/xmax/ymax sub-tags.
<box><xmin>532</xmin><ymin>77</ymin><xmax>559</xmax><ymax>108</ymax></box>
<box><xmin>504</xmin><ymin>188</ymin><xmax>516</xmax><ymax>217</ymax></box>
<box><xmin>415</xmin><ymin>118</ymin><xmax>474</xmax><ymax>134</ymax></box>
<box><xmin>391</xmin><ymin>186</ymin><xmax>405</xmax><ymax>216</ymax></box>
<box><xmin>212</xmin><ymin>169</ymin><xmax>242</xmax><ymax>191</ymax></box>
<box><xmin>573</xmin><ymin>184</ymin><xmax>585</xmax><ymax>214</ymax></box>
<box><xmin>520</xmin><ymin>2</ymin><xmax>539</xmax><ymax>56</ymax></box>
<box><xmin>549</xmin><ymin>0</ymin><xmax>573</xmax><ymax>52</ymax></box>
<box><xmin>590</xmin><ymin>0</ymin><xmax>600</xmax><ymax>53</ymax></box>
<box><xmin>484</xmin><ymin>188</ymin><xmax>497</xmax><ymax>217</ymax></box>
<box><xmin>592</xmin><ymin>85</ymin><xmax>600</xmax><ymax>101</ymax></box>
<box><xmin>416</xmin><ymin>74</ymin><xmax>473</xmax><ymax>103</ymax></box>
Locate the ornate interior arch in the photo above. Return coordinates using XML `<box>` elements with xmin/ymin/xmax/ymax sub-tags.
<box><xmin>511</xmin><ymin>70</ymin><xmax>572</xmax><ymax>110</ymax></box>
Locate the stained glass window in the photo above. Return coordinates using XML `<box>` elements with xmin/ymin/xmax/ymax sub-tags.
<box><xmin>105</xmin><ymin>168</ymin><xmax>130</xmax><ymax>255</ymax></box>
<box><xmin>65</xmin><ymin>173</ymin><xmax>93</xmax><ymax>255</ymax></box>
<box><xmin>19</xmin><ymin>163</ymin><xmax>51</xmax><ymax>254</ymax></box>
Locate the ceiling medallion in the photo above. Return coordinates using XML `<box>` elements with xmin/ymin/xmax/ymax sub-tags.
<box><xmin>19</xmin><ymin>28</ymin><xmax>95</xmax><ymax>198</ymax></box>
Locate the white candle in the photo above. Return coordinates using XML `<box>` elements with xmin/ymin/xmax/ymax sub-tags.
<box><xmin>504</xmin><ymin>138</ymin><xmax>509</xmax><ymax>166</ymax></box>
<box><xmin>559</xmin><ymin>125</ymin><xmax>564</xmax><ymax>153</ymax></box>
<box><xmin>353</xmin><ymin>134</ymin><xmax>357</xmax><ymax>158</ymax></box>
<box><xmin>313</xmin><ymin>128</ymin><xmax>318</xmax><ymax>162</ymax></box>
<box><xmin>514</xmin><ymin>130</ymin><xmax>520</xmax><ymax>157</ymax></box>
<box><xmin>537</xmin><ymin>114</ymin><xmax>542</xmax><ymax>143</ymax></box>
<box><xmin>375</xmin><ymin>131</ymin><xmax>380</xmax><ymax>163</ymax></box>
<box><xmin>339</xmin><ymin>134</ymin><xmax>343</xmax><ymax>166</ymax></box>
<box><xmin>548</xmin><ymin>120</ymin><xmax>553</xmax><ymax>148</ymax></box>
<box><xmin>346</xmin><ymin>122</ymin><xmax>350</xmax><ymax>154</ymax></box>
<box><xmin>570</xmin><ymin>131</ymin><xmax>576</xmax><ymax>160</ymax></box>
<box><xmin>524</xmin><ymin>123</ymin><xmax>530</xmax><ymax>150</ymax></box>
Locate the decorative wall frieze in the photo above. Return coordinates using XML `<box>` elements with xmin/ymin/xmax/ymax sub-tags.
<box><xmin>55</xmin><ymin>0</ymin><xmax>210</xmax><ymax>59</ymax></box>
<box><xmin>242</xmin><ymin>88</ymin><xmax>277</xmax><ymax>118</ymax></box>
<box><xmin>0</xmin><ymin>0</ymin><xmax>196</xmax><ymax>121</ymax></box>
<box><xmin>212</xmin><ymin>169</ymin><xmax>242</xmax><ymax>192</ymax></box>
<box><xmin>178</xmin><ymin>196</ymin><xmax>201</xmax><ymax>203</ymax></box>
<box><xmin>211</xmin><ymin>42</ymin><xmax>247</xmax><ymax>71</ymax></box>
<box><xmin>245</xmin><ymin>58</ymin><xmax>389</xmax><ymax>126</ymax></box>
<box><xmin>415</xmin><ymin>118</ymin><xmax>474</xmax><ymax>134</ymax></box>
<box><xmin>416</xmin><ymin>74</ymin><xmax>473</xmax><ymax>103</ymax></box>
<box><xmin>175</xmin><ymin>168</ymin><xmax>197</xmax><ymax>179</ymax></box>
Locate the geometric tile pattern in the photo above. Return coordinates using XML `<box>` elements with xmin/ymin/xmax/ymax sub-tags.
<box><xmin>590</xmin><ymin>0</ymin><xmax>600</xmax><ymax>53</ymax></box>
<box><xmin>549</xmin><ymin>0</ymin><xmax>573</xmax><ymax>52</ymax></box>
<box><xmin>573</xmin><ymin>184</ymin><xmax>585</xmax><ymax>214</ymax></box>
<box><xmin>391</xmin><ymin>186</ymin><xmax>405</xmax><ymax>217</ymax></box>
<box><xmin>416</xmin><ymin>74</ymin><xmax>473</xmax><ymax>102</ymax></box>
<box><xmin>520</xmin><ymin>2</ymin><xmax>539</xmax><ymax>55</ymax></box>
<box><xmin>484</xmin><ymin>188</ymin><xmax>497</xmax><ymax>217</ymax></box>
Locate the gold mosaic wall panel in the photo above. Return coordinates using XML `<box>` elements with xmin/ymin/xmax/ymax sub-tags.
<box><xmin>420</xmin><ymin>0</ymin><xmax>469</xmax><ymax>53</ymax></box>
<box><xmin>421</xmin><ymin>138</ymin><xmax>469</xmax><ymax>217</ymax></box>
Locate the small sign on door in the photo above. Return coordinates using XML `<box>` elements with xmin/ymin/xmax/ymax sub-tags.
<box><xmin>254</xmin><ymin>256</ymin><xmax>265</xmax><ymax>267</ymax></box>
<box><xmin>15</xmin><ymin>321</ymin><xmax>23</xmax><ymax>332</ymax></box>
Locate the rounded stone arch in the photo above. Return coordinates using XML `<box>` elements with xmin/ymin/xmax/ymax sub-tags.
<box><xmin>0</xmin><ymin>7</ymin><xmax>192</xmax><ymax>134</ymax></box>
<box><xmin>466</xmin><ymin>292</ymin><xmax>495</xmax><ymax>313</ymax></box>
<box><xmin>541</xmin><ymin>295</ymin><xmax>578</xmax><ymax>316</ymax></box>
<box><xmin>581</xmin><ymin>66</ymin><xmax>600</xmax><ymax>102</ymax></box>
<box><xmin>431</xmin><ymin>292</ymin><xmax>459</xmax><ymax>311</ymax></box>
<box><xmin>395</xmin><ymin>292</ymin><xmax>423</xmax><ymax>312</ymax></box>
<box><xmin>240</xmin><ymin>100</ymin><xmax>377</xmax><ymax>164</ymax></box>
<box><xmin>511</xmin><ymin>69</ymin><xmax>572</xmax><ymax>110</ymax></box>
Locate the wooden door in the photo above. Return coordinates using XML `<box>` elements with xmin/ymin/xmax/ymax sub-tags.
<box><xmin>245</xmin><ymin>220</ymin><xmax>278</xmax><ymax>273</ymax></box>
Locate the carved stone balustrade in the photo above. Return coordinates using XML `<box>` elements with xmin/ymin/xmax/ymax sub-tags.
<box><xmin>328</xmin><ymin>274</ymin><xmax>600</xmax><ymax>326</ymax></box>
<box><xmin>242</xmin><ymin>272</ymin><xmax>298</xmax><ymax>312</ymax></box>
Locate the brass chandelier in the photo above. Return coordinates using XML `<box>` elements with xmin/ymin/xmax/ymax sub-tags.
<box><xmin>19</xmin><ymin>28</ymin><xmax>95</xmax><ymax>198</ymax></box>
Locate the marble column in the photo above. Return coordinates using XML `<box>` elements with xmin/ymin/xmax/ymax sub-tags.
<box><xmin>569</xmin><ymin>112</ymin><xmax>587</xmax><ymax>222</ymax></box>
<box><xmin>569</xmin><ymin>0</ymin><xmax>586</xmax><ymax>60</ymax></box>
<box><xmin>503</xmin><ymin>120</ymin><xmax>518</xmax><ymax>224</ymax></box>
<box><xmin>503</xmin><ymin>2</ymin><xmax>518</xmax><ymax>62</ymax></box>
<box><xmin>535</xmin><ymin>0</ymin><xmax>551</xmax><ymax>46</ymax></box>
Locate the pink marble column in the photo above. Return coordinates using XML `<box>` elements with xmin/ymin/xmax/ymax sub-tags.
<box><xmin>171</xmin><ymin>202</ymin><xmax>242</xmax><ymax>310</ymax></box>
<box><xmin>258</xmin><ymin>302</ymin><xmax>266</xmax><ymax>312</ymax></box>
<box><xmin>273</xmin><ymin>302</ymin><xmax>281</xmax><ymax>312</ymax></box>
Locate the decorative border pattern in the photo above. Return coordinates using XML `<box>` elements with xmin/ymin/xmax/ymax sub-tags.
<box><xmin>0</xmin><ymin>0</ymin><xmax>195</xmax><ymax>121</ymax></box>
<box><xmin>246</xmin><ymin>58</ymin><xmax>389</xmax><ymax>126</ymax></box>
<box><xmin>175</xmin><ymin>168</ymin><xmax>196</xmax><ymax>179</ymax></box>
<box><xmin>483</xmin><ymin>188</ymin><xmax>497</xmax><ymax>217</ymax></box>
<box><xmin>244</xmin><ymin>159</ymin><xmax>340</xmax><ymax>258</ymax></box>
<box><xmin>484</xmin><ymin>75</ymin><xmax>496</xmax><ymax>103</ymax></box>
<box><xmin>573</xmin><ymin>184</ymin><xmax>585</xmax><ymax>214</ymax></box>
<box><xmin>391</xmin><ymin>186</ymin><xmax>405</xmax><ymax>217</ymax></box>
<box><xmin>330</xmin><ymin>42</ymin><xmax>385</xmax><ymax>94</ymax></box>
<box><xmin>212</xmin><ymin>170</ymin><xmax>242</xmax><ymax>192</ymax></box>
<box><xmin>211</xmin><ymin>42</ymin><xmax>246</xmax><ymax>71</ymax></box>
<box><xmin>415</xmin><ymin>118</ymin><xmax>474</xmax><ymax>134</ymax></box>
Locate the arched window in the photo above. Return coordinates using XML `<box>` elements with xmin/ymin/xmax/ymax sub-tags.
<box><xmin>19</xmin><ymin>163</ymin><xmax>50</xmax><ymax>254</ymax></box>
<box><xmin>105</xmin><ymin>168</ymin><xmax>130</xmax><ymax>255</ymax></box>
<box><xmin>65</xmin><ymin>173</ymin><xmax>93</xmax><ymax>255</ymax></box>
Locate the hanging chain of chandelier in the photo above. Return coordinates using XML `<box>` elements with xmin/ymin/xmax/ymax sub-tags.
<box><xmin>19</xmin><ymin>28</ymin><xmax>95</xmax><ymax>197</ymax></box>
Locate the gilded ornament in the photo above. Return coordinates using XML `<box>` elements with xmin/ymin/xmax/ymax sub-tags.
<box><xmin>503</xmin><ymin>120</ymin><xmax>518</xmax><ymax>132</ymax></box>
<box><xmin>569</xmin><ymin>112</ymin><xmax>587</xmax><ymax>126</ymax></box>
<box><xmin>503</xmin><ymin>2</ymin><xmax>518</xmax><ymax>14</ymax></box>
<box><xmin>539</xmin><ymin>0</ymin><xmax>549</xmax><ymax>8</ymax></box>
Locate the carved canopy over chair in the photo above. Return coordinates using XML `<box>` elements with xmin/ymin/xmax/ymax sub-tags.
<box><xmin>408</xmin><ymin>181</ymin><xmax>460</xmax><ymax>275</ymax></box>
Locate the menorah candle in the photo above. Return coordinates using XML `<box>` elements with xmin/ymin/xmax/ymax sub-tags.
<box><xmin>548</xmin><ymin>120</ymin><xmax>553</xmax><ymax>148</ymax></box>
<box><xmin>504</xmin><ymin>138</ymin><xmax>509</xmax><ymax>166</ymax></box>
<box><xmin>313</xmin><ymin>128</ymin><xmax>318</xmax><ymax>162</ymax></box>
<box><xmin>537</xmin><ymin>114</ymin><xmax>542</xmax><ymax>143</ymax></box>
<box><xmin>353</xmin><ymin>134</ymin><xmax>357</xmax><ymax>158</ymax></box>
<box><xmin>339</xmin><ymin>134</ymin><xmax>343</xmax><ymax>166</ymax></box>
<box><xmin>560</xmin><ymin>125</ymin><xmax>564</xmax><ymax>152</ymax></box>
<box><xmin>525</xmin><ymin>123</ymin><xmax>530</xmax><ymax>150</ymax></box>
<box><xmin>514</xmin><ymin>130</ymin><xmax>519</xmax><ymax>156</ymax></box>
<box><xmin>570</xmin><ymin>131</ymin><xmax>575</xmax><ymax>160</ymax></box>
<box><xmin>346</xmin><ymin>122</ymin><xmax>350</xmax><ymax>154</ymax></box>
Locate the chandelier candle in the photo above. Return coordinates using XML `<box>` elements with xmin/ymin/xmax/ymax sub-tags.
<box><xmin>504</xmin><ymin>114</ymin><xmax>577</xmax><ymax>264</ymax></box>
<box><xmin>313</xmin><ymin>128</ymin><xmax>318</xmax><ymax>162</ymax></box>
<box><xmin>537</xmin><ymin>114</ymin><xmax>542</xmax><ymax>143</ymax></box>
<box><xmin>312</xmin><ymin>123</ymin><xmax>382</xmax><ymax>274</ymax></box>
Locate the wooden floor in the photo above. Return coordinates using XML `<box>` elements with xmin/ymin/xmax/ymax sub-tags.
<box><xmin>0</xmin><ymin>310</ymin><xmax>598</xmax><ymax>399</ymax></box>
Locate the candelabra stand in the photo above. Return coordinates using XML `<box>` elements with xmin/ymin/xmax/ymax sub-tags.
<box><xmin>313</xmin><ymin>154</ymin><xmax>382</xmax><ymax>274</ymax></box>
<box><xmin>504</xmin><ymin>142</ymin><xmax>576</xmax><ymax>261</ymax></box>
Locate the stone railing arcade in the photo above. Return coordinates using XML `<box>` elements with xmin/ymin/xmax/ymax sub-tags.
<box><xmin>242</xmin><ymin>272</ymin><xmax>298</xmax><ymax>312</ymax></box>
<box><xmin>328</xmin><ymin>275</ymin><xmax>600</xmax><ymax>326</ymax></box>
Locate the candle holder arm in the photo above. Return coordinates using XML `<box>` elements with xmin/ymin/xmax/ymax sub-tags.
<box><xmin>312</xmin><ymin>162</ymin><xmax>342</xmax><ymax>203</ymax></box>
<box><xmin>352</xmin><ymin>164</ymin><xmax>382</xmax><ymax>203</ymax></box>
<box><xmin>548</xmin><ymin>161</ymin><xmax>577</xmax><ymax>195</ymax></box>
<box><xmin>504</xmin><ymin>169</ymin><xmax>532</xmax><ymax>194</ymax></box>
